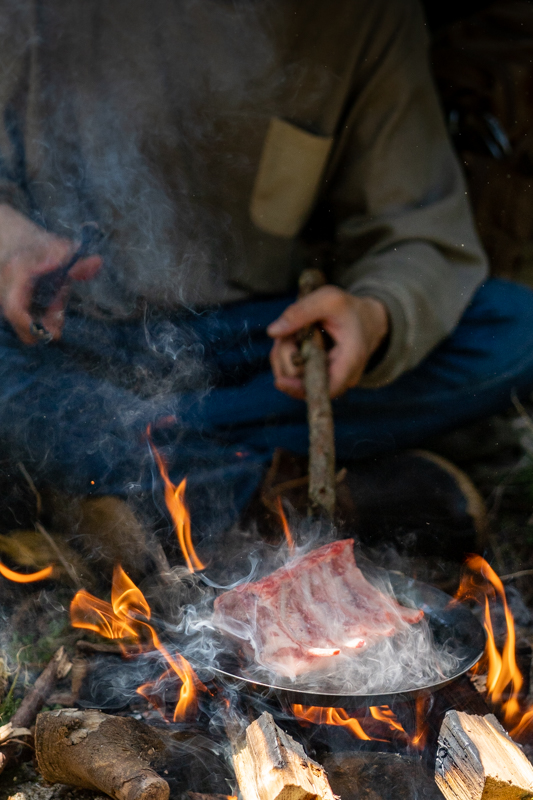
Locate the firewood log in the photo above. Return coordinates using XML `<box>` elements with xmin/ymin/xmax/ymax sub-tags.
<box><xmin>35</xmin><ymin>708</ymin><xmax>169</xmax><ymax>800</ymax></box>
<box><xmin>435</xmin><ymin>710</ymin><xmax>533</xmax><ymax>800</ymax></box>
<box><xmin>297</xmin><ymin>268</ymin><xmax>336</xmax><ymax>519</ymax></box>
<box><xmin>230</xmin><ymin>711</ymin><xmax>336</xmax><ymax>800</ymax></box>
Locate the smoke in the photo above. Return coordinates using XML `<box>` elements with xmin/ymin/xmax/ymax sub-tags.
<box><xmin>134</xmin><ymin>526</ymin><xmax>467</xmax><ymax>703</ymax></box>
<box><xmin>13</xmin><ymin>0</ymin><xmax>281</xmax><ymax>318</ymax></box>
<box><xmin>0</xmin><ymin>0</ymin><xmax>292</xmax><ymax>507</ymax></box>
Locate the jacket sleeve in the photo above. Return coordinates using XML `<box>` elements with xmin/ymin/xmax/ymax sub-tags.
<box><xmin>0</xmin><ymin>1</ymin><xmax>34</xmax><ymax>217</ymax></box>
<box><xmin>326</xmin><ymin>0</ymin><xmax>488</xmax><ymax>388</ymax></box>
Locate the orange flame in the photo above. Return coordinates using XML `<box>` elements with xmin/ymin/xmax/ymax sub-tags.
<box><xmin>148</xmin><ymin>434</ymin><xmax>204</xmax><ymax>573</ymax></box>
<box><xmin>292</xmin><ymin>704</ymin><xmax>373</xmax><ymax>741</ymax></box>
<box><xmin>275</xmin><ymin>497</ymin><xmax>294</xmax><ymax>552</ymax></box>
<box><xmin>0</xmin><ymin>561</ymin><xmax>53</xmax><ymax>583</ymax></box>
<box><xmin>71</xmin><ymin>564</ymin><xmax>205</xmax><ymax>720</ymax></box>
<box><xmin>511</xmin><ymin>707</ymin><xmax>533</xmax><ymax>739</ymax></box>
<box><xmin>455</xmin><ymin>555</ymin><xmax>523</xmax><ymax>724</ymax></box>
<box><xmin>370</xmin><ymin>705</ymin><xmax>405</xmax><ymax>733</ymax></box>
<box><xmin>292</xmin><ymin>700</ymin><xmax>428</xmax><ymax>749</ymax></box>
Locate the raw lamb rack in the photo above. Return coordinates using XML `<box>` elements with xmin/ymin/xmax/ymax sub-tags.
<box><xmin>213</xmin><ymin>539</ymin><xmax>423</xmax><ymax>679</ymax></box>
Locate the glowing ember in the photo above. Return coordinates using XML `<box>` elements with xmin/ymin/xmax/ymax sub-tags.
<box><xmin>148</xmin><ymin>431</ymin><xmax>204</xmax><ymax>573</ymax></box>
<box><xmin>275</xmin><ymin>496</ymin><xmax>294</xmax><ymax>552</ymax></box>
<box><xmin>71</xmin><ymin>564</ymin><xmax>205</xmax><ymax>720</ymax></box>
<box><xmin>0</xmin><ymin>561</ymin><xmax>53</xmax><ymax>583</ymax></box>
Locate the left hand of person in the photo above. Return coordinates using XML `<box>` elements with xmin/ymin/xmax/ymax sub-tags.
<box><xmin>267</xmin><ymin>286</ymin><xmax>389</xmax><ymax>400</ymax></box>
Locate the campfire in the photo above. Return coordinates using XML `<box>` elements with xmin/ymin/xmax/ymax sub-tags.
<box><xmin>2</xmin><ymin>473</ymin><xmax>533</xmax><ymax>800</ymax></box>
<box><xmin>1</xmin><ymin>272</ymin><xmax>533</xmax><ymax>800</ymax></box>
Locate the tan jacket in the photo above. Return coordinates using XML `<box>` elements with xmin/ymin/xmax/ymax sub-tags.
<box><xmin>0</xmin><ymin>0</ymin><xmax>487</xmax><ymax>386</ymax></box>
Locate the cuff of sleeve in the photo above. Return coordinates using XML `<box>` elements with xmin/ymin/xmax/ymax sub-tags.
<box><xmin>350</xmin><ymin>285</ymin><xmax>411</xmax><ymax>389</ymax></box>
<box><xmin>0</xmin><ymin>182</ymin><xmax>31</xmax><ymax>218</ymax></box>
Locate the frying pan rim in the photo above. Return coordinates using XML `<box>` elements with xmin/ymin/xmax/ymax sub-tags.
<box><xmin>195</xmin><ymin>571</ymin><xmax>486</xmax><ymax>707</ymax></box>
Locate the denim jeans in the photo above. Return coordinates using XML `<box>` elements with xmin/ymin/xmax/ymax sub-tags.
<box><xmin>1</xmin><ymin>278</ymin><xmax>532</xmax><ymax>536</ymax></box>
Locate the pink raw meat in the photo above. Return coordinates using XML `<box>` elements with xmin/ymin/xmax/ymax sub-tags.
<box><xmin>212</xmin><ymin>539</ymin><xmax>423</xmax><ymax>678</ymax></box>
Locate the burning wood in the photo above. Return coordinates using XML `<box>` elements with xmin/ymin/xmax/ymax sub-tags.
<box><xmin>35</xmin><ymin>708</ymin><xmax>169</xmax><ymax>800</ymax></box>
<box><xmin>230</xmin><ymin>711</ymin><xmax>336</xmax><ymax>800</ymax></box>
<box><xmin>292</xmin><ymin>701</ymin><xmax>429</xmax><ymax>749</ymax></box>
<box><xmin>435</xmin><ymin>710</ymin><xmax>533</xmax><ymax>800</ymax></box>
<box><xmin>0</xmin><ymin>646</ymin><xmax>71</xmax><ymax>775</ymax></box>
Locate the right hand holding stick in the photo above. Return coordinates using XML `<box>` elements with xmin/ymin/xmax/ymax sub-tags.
<box><xmin>267</xmin><ymin>284</ymin><xmax>389</xmax><ymax>400</ymax></box>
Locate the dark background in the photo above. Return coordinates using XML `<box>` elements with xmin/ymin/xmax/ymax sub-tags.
<box><xmin>422</xmin><ymin>0</ymin><xmax>529</xmax><ymax>30</ymax></box>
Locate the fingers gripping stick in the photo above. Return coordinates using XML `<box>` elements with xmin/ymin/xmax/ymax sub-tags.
<box><xmin>29</xmin><ymin>222</ymin><xmax>103</xmax><ymax>342</ymax></box>
<box><xmin>297</xmin><ymin>268</ymin><xmax>336</xmax><ymax>519</ymax></box>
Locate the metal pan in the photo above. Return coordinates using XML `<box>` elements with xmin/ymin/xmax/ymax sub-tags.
<box><xmin>195</xmin><ymin>571</ymin><xmax>485</xmax><ymax>710</ymax></box>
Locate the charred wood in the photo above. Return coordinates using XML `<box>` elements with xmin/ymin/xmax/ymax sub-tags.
<box><xmin>322</xmin><ymin>751</ymin><xmax>443</xmax><ymax>800</ymax></box>
<box><xmin>435</xmin><ymin>710</ymin><xmax>533</xmax><ymax>800</ymax></box>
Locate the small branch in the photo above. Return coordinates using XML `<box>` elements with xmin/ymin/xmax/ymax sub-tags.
<box><xmin>75</xmin><ymin>640</ymin><xmax>146</xmax><ymax>656</ymax></box>
<box><xmin>17</xmin><ymin>461</ymin><xmax>83</xmax><ymax>588</ymax></box>
<box><xmin>500</xmin><ymin>569</ymin><xmax>533</xmax><ymax>582</ymax></box>
<box><xmin>0</xmin><ymin>646</ymin><xmax>71</xmax><ymax>774</ymax></box>
<box><xmin>17</xmin><ymin>462</ymin><xmax>42</xmax><ymax>518</ymax></box>
<box><xmin>35</xmin><ymin>522</ymin><xmax>82</xmax><ymax>589</ymax></box>
<box><xmin>298</xmin><ymin>269</ymin><xmax>336</xmax><ymax>519</ymax></box>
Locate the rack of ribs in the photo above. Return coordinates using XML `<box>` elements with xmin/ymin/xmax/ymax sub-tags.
<box><xmin>212</xmin><ymin>539</ymin><xmax>424</xmax><ymax>679</ymax></box>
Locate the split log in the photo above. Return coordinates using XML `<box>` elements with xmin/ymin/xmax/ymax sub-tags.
<box><xmin>297</xmin><ymin>268</ymin><xmax>336</xmax><ymax>519</ymax></box>
<box><xmin>0</xmin><ymin>645</ymin><xmax>71</xmax><ymax>774</ymax></box>
<box><xmin>230</xmin><ymin>711</ymin><xmax>336</xmax><ymax>800</ymax></box>
<box><xmin>435</xmin><ymin>710</ymin><xmax>533</xmax><ymax>799</ymax></box>
<box><xmin>35</xmin><ymin>708</ymin><xmax>169</xmax><ymax>800</ymax></box>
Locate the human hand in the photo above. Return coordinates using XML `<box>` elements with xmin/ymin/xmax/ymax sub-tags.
<box><xmin>0</xmin><ymin>204</ymin><xmax>102</xmax><ymax>344</ymax></box>
<box><xmin>267</xmin><ymin>286</ymin><xmax>389</xmax><ymax>399</ymax></box>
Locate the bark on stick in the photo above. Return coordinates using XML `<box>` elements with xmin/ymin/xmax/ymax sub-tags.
<box><xmin>230</xmin><ymin>711</ymin><xmax>336</xmax><ymax>800</ymax></box>
<box><xmin>297</xmin><ymin>268</ymin><xmax>336</xmax><ymax>518</ymax></box>
<box><xmin>435</xmin><ymin>710</ymin><xmax>533</xmax><ymax>799</ymax></box>
<box><xmin>0</xmin><ymin>645</ymin><xmax>71</xmax><ymax>774</ymax></box>
<box><xmin>35</xmin><ymin>708</ymin><xmax>169</xmax><ymax>800</ymax></box>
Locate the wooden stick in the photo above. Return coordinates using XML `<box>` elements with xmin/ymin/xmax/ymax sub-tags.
<box><xmin>0</xmin><ymin>646</ymin><xmax>71</xmax><ymax>774</ymax></box>
<box><xmin>435</xmin><ymin>710</ymin><xmax>533</xmax><ymax>799</ymax></box>
<box><xmin>75</xmin><ymin>639</ymin><xmax>142</xmax><ymax>656</ymax></box>
<box><xmin>230</xmin><ymin>711</ymin><xmax>336</xmax><ymax>800</ymax></box>
<box><xmin>35</xmin><ymin>708</ymin><xmax>169</xmax><ymax>800</ymax></box>
<box><xmin>297</xmin><ymin>269</ymin><xmax>336</xmax><ymax>519</ymax></box>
